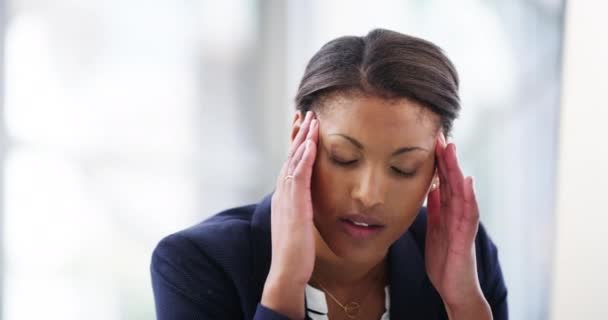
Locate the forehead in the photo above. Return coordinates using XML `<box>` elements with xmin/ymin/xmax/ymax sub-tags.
<box><xmin>317</xmin><ymin>94</ymin><xmax>439</xmax><ymax>147</ymax></box>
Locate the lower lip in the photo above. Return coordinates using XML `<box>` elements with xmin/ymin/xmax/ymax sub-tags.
<box><xmin>339</xmin><ymin>219</ymin><xmax>385</xmax><ymax>240</ymax></box>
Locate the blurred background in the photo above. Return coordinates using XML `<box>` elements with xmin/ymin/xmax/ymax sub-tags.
<box><xmin>0</xmin><ymin>0</ymin><xmax>605</xmax><ymax>319</ymax></box>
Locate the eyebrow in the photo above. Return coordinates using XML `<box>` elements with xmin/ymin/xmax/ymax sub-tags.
<box><xmin>329</xmin><ymin>133</ymin><xmax>429</xmax><ymax>155</ymax></box>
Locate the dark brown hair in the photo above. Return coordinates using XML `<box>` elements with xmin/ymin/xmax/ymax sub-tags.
<box><xmin>295</xmin><ymin>28</ymin><xmax>460</xmax><ymax>136</ymax></box>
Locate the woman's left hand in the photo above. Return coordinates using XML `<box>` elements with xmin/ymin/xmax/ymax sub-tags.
<box><xmin>424</xmin><ymin>132</ymin><xmax>492</xmax><ymax>320</ymax></box>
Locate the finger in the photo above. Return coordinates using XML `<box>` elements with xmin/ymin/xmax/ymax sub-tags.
<box><xmin>445</xmin><ymin>143</ymin><xmax>466</xmax><ymax>198</ymax></box>
<box><xmin>279</xmin><ymin>111</ymin><xmax>313</xmax><ymax>179</ymax></box>
<box><xmin>435</xmin><ymin>132</ymin><xmax>449</xmax><ymax>185</ymax></box>
<box><xmin>463</xmin><ymin>176</ymin><xmax>480</xmax><ymax>225</ymax></box>
<box><xmin>293</xmin><ymin>138</ymin><xmax>317</xmax><ymax>189</ymax></box>
<box><xmin>435</xmin><ymin>135</ymin><xmax>450</xmax><ymax>207</ymax></box>
<box><xmin>287</xmin><ymin>136</ymin><xmax>309</xmax><ymax>177</ymax></box>
<box><xmin>438</xmin><ymin>130</ymin><xmax>447</xmax><ymax>148</ymax></box>
<box><xmin>290</xmin><ymin>119</ymin><xmax>318</xmax><ymax>173</ymax></box>
<box><xmin>426</xmin><ymin>183</ymin><xmax>441</xmax><ymax>227</ymax></box>
<box><xmin>288</xmin><ymin>111</ymin><xmax>313</xmax><ymax>159</ymax></box>
<box><xmin>443</xmin><ymin>143</ymin><xmax>467</xmax><ymax>224</ymax></box>
<box><xmin>297</xmin><ymin>117</ymin><xmax>318</xmax><ymax>166</ymax></box>
<box><xmin>308</xmin><ymin>118</ymin><xmax>319</xmax><ymax>144</ymax></box>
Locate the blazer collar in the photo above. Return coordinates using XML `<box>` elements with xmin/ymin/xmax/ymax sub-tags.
<box><xmin>249</xmin><ymin>192</ymin><xmax>438</xmax><ymax>317</ymax></box>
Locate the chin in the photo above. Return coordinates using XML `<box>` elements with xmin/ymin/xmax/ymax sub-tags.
<box><xmin>336</xmin><ymin>247</ymin><xmax>381</xmax><ymax>264</ymax></box>
<box><xmin>320</xmin><ymin>228</ymin><xmax>388</xmax><ymax>264</ymax></box>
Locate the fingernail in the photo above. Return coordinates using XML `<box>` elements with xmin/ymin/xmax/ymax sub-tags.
<box><xmin>470</xmin><ymin>176</ymin><xmax>476</xmax><ymax>192</ymax></box>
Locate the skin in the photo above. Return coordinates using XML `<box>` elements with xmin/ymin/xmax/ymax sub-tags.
<box><xmin>262</xmin><ymin>94</ymin><xmax>491</xmax><ymax>320</ymax></box>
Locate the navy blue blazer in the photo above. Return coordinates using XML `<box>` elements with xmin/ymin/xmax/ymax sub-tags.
<box><xmin>151</xmin><ymin>193</ymin><xmax>508</xmax><ymax>319</ymax></box>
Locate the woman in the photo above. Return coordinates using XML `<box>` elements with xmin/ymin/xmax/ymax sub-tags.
<box><xmin>151</xmin><ymin>29</ymin><xmax>507</xmax><ymax>320</ymax></box>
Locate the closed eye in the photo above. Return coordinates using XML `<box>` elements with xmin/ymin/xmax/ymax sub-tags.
<box><xmin>332</xmin><ymin>158</ymin><xmax>416</xmax><ymax>178</ymax></box>
<box><xmin>331</xmin><ymin>157</ymin><xmax>358</xmax><ymax>166</ymax></box>
<box><xmin>392</xmin><ymin>167</ymin><xmax>416</xmax><ymax>177</ymax></box>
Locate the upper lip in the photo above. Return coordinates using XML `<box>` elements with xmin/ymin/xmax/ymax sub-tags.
<box><xmin>340</xmin><ymin>213</ymin><xmax>385</xmax><ymax>227</ymax></box>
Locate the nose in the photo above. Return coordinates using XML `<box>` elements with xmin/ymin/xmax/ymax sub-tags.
<box><xmin>351</xmin><ymin>166</ymin><xmax>385</xmax><ymax>210</ymax></box>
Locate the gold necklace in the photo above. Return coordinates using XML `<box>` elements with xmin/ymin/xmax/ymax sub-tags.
<box><xmin>311</xmin><ymin>275</ymin><xmax>384</xmax><ymax>319</ymax></box>
<box><xmin>314</xmin><ymin>281</ymin><xmax>362</xmax><ymax>319</ymax></box>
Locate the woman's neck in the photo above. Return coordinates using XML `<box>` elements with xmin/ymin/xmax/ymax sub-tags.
<box><xmin>310</xmin><ymin>228</ymin><xmax>388</xmax><ymax>289</ymax></box>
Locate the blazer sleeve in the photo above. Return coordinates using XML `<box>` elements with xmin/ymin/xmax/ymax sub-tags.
<box><xmin>476</xmin><ymin>223</ymin><xmax>508</xmax><ymax>320</ymax></box>
<box><xmin>151</xmin><ymin>233</ymin><xmax>292</xmax><ymax>320</ymax></box>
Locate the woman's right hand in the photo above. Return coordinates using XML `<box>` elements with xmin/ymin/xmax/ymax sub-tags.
<box><xmin>261</xmin><ymin>111</ymin><xmax>319</xmax><ymax>319</ymax></box>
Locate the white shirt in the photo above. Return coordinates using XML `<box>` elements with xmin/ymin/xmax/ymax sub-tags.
<box><xmin>305</xmin><ymin>284</ymin><xmax>390</xmax><ymax>320</ymax></box>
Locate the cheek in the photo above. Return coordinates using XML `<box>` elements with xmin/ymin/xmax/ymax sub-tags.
<box><xmin>385</xmin><ymin>176</ymin><xmax>431</xmax><ymax>208</ymax></box>
<box><xmin>382</xmin><ymin>183</ymin><xmax>425</xmax><ymax>229</ymax></box>
<box><xmin>377</xmin><ymin>169</ymin><xmax>435</xmax><ymax>231</ymax></box>
<box><xmin>310</xmin><ymin>156</ymin><xmax>346</xmax><ymax>214</ymax></box>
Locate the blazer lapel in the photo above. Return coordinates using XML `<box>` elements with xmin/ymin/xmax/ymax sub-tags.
<box><xmin>388</xmin><ymin>230</ymin><xmax>428</xmax><ymax>318</ymax></box>
<box><xmin>388</xmin><ymin>211</ymin><xmax>447</xmax><ymax>319</ymax></box>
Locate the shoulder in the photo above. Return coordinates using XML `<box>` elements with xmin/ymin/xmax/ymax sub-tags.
<box><xmin>150</xmin><ymin>202</ymin><xmax>263</xmax><ymax>319</ymax></box>
<box><xmin>150</xmin><ymin>202</ymin><xmax>260</xmax><ymax>297</ymax></box>
<box><xmin>150</xmin><ymin>202</ymin><xmax>263</xmax><ymax>317</ymax></box>
<box><xmin>151</xmin><ymin>203</ymin><xmax>257</xmax><ymax>275</ymax></box>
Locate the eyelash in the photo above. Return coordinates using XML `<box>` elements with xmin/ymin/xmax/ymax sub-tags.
<box><xmin>330</xmin><ymin>158</ymin><xmax>417</xmax><ymax>178</ymax></box>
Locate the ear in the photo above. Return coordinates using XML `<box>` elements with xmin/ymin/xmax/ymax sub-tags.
<box><xmin>290</xmin><ymin>110</ymin><xmax>305</xmax><ymax>142</ymax></box>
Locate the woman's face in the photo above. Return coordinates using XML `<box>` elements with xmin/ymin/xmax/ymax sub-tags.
<box><xmin>297</xmin><ymin>94</ymin><xmax>440</xmax><ymax>264</ymax></box>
